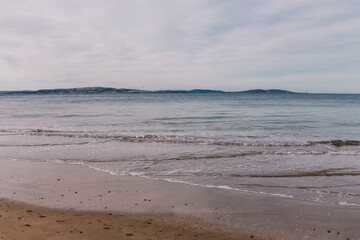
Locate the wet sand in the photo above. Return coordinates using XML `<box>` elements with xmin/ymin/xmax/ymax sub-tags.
<box><xmin>1</xmin><ymin>159</ymin><xmax>360</xmax><ymax>239</ymax></box>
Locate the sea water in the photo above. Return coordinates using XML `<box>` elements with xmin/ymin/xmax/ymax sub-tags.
<box><xmin>1</xmin><ymin>93</ymin><xmax>359</xmax><ymax>206</ymax></box>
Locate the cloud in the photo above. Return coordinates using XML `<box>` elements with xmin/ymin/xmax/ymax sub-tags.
<box><xmin>0</xmin><ymin>0</ymin><xmax>359</xmax><ymax>92</ymax></box>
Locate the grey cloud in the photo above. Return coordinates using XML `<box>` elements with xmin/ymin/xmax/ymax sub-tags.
<box><xmin>0</xmin><ymin>0</ymin><xmax>359</xmax><ymax>92</ymax></box>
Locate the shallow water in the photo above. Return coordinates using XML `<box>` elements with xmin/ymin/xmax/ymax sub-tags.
<box><xmin>1</xmin><ymin>93</ymin><xmax>359</xmax><ymax>206</ymax></box>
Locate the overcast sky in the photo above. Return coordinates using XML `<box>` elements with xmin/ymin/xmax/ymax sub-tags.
<box><xmin>0</xmin><ymin>0</ymin><xmax>359</xmax><ymax>93</ymax></box>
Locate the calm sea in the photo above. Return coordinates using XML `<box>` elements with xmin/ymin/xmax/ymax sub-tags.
<box><xmin>1</xmin><ymin>93</ymin><xmax>360</xmax><ymax>206</ymax></box>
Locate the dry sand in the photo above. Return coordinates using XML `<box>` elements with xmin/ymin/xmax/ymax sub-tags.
<box><xmin>1</xmin><ymin>159</ymin><xmax>360</xmax><ymax>240</ymax></box>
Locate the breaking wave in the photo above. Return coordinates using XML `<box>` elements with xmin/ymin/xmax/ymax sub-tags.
<box><xmin>1</xmin><ymin>128</ymin><xmax>359</xmax><ymax>148</ymax></box>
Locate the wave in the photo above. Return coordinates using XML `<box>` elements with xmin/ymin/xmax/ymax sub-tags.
<box><xmin>0</xmin><ymin>142</ymin><xmax>91</xmax><ymax>147</ymax></box>
<box><xmin>315</xmin><ymin>140</ymin><xmax>360</xmax><ymax>147</ymax></box>
<box><xmin>1</xmin><ymin>128</ymin><xmax>359</xmax><ymax>148</ymax></box>
<box><xmin>339</xmin><ymin>201</ymin><xmax>360</xmax><ymax>207</ymax></box>
<box><xmin>230</xmin><ymin>168</ymin><xmax>360</xmax><ymax>178</ymax></box>
<box><xmin>63</xmin><ymin>161</ymin><xmax>296</xmax><ymax>199</ymax></box>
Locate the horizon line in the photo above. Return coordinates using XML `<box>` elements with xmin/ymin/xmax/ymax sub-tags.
<box><xmin>0</xmin><ymin>86</ymin><xmax>359</xmax><ymax>95</ymax></box>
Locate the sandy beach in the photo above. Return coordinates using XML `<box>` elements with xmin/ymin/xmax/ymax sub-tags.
<box><xmin>1</xmin><ymin>159</ymin><xmax>359</xmax><ymax>240</ymax></box>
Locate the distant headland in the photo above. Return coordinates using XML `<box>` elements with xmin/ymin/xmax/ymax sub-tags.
<box><xmin>0</xmin><ymin>87</ymin><xmax>299</xmax><ymax>95</ymax></box>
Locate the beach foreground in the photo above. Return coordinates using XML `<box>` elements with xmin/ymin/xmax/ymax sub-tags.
<box><xmin>1</xmin><ymin>160</ymin><xmax>359</xmax><ymax>240</ymax></box>
<box><xmin>0</xmin><ymin>199</ymin><xmax>246</xmax><ymax>240</ymax></box>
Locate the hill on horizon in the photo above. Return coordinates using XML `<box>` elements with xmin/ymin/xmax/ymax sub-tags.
<box><xmin>0</xmin><ymin>87</ymin><xmax>298</xmax><ymax>94</ymax></box>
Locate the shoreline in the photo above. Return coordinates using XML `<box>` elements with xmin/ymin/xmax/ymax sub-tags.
<box><xmin>1</xmin><ymin>159</ymin><xmax>360</xmax><ymax>239</ymax></box>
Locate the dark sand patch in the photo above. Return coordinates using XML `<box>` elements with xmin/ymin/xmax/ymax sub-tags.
<box><xmin>0</xmin><ymin>199</ymin><xmax>263</xmax><ymax>240</ymax></box>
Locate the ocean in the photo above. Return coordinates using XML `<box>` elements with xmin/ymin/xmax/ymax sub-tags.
<box><xmin>1</xmin><ymin>93</ymin><xmax>359</xmax><ymax>206</ymax></box>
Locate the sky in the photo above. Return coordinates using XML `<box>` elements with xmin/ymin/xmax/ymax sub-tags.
<box><xmin>0</xmin><ymin>0</ymin><xmax>359</xmax><ymax>93</ymax></box>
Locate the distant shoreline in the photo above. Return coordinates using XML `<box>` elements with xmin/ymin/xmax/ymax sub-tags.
<box><xmin>3</xmin><ymin>87</ymin><xmax>359</xmax><ymax>95</ymax></box>
<box><xmin>0</xmin><ymin>87</ymin><xmax>300</xmax><ymax>95</ymax></box>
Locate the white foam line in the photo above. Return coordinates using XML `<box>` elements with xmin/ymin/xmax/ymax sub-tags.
<box><xmin>339</xmin><ymin>201</ymin><xmax>360</xmax><ymax>207</ymax></box>
<box><xmin>75</xmin><ymin>162</ymin><xmax>297</xmax><ymax>199</ymax></box>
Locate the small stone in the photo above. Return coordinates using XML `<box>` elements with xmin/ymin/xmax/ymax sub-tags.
<box><xmin>126</xmin><ymin>233</ymin><xmax>134</xmax><ymax>236</ymax></box>
<box><xmin>25</xmin><ymin>224</ymin><xmax>31</xmax><ymax>227</ymax></box>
